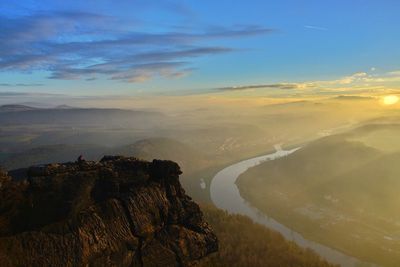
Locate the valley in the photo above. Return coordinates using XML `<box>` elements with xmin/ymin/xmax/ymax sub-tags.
<box><xmin>0</xmin><ymin>97</ymin><xmax>398</xmax><ymax>266</ymax></box>
<box><xmin>237</xmin><ymin>123</ymin><xmax>400</xmax><ymax>267</ymax></box>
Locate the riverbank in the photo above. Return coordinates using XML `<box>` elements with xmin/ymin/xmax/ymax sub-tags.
<box><xmin>210</xmin><ymin>147</ymin><xmax>375</xmax><ymax>267</ymax></box>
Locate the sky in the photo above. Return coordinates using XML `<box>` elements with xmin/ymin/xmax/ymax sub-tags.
<box><xmin>1</xmin><ymin>0</ymin><xmax>400</xmax><ymax>102</ymax></box>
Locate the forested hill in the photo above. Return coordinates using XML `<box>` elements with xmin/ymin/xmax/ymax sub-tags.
<box><xmin>199</xmin><ymin>205</ymin><xmax>337</xmax><ymax>267</ymax></box>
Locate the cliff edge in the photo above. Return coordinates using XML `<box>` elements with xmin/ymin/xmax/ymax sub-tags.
<box><xmin>0</xmin><ymin>156</ymin><xmax>217</xmax><ymax>267</ymax></box>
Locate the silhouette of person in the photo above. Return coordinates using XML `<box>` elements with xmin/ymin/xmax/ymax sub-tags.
<box><xmin>77</xmin><ymin>155</ymin><xmax>84</xmax><ymax>163</ymax></box>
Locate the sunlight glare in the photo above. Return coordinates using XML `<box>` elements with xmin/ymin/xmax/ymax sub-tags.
<box><xmin>382</xmin><ymin>95</ymin><xmax>399</xmax><ymax>106</ymax></box>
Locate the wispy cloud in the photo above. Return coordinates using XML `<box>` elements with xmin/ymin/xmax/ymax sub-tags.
<box><xmin>0</xmin><ymin>91</ymin><xmax>62</xmax><ymax>97</ymax></box>
<box><xmin>0</xmin><ymin>83</ymin><xmax>44</xmax><ymax>87</ymax></box>
<box><xmin>217</xmin><ymin>83</ymin><xmax>313</xmax><ymax>91</ymax></box>
<box><xmin>304</xmin><ymin>25</ymin><xmax>328</xmax><ymax>31</ymax></box>
<box><xmin>216</xmin><ymin>70</ymin><xmax>400</xmax><ymax>96</ymax></box>
<box><xmin>0</xmin><ymin>11</ymin><xmax>273</xmax><ymax>83</ymax></box>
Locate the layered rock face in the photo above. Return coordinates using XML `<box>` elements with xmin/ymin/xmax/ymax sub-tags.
<box><xmin>0</xmin><ymin>157</ymin><xmax>217</xmax><ymax>267</ymax></box>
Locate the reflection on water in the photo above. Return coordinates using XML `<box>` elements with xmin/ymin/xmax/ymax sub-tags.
<box><xmin>210</xmin><ymin>147</ymin><xmax>377</xmax><ymax>267</ymax></box>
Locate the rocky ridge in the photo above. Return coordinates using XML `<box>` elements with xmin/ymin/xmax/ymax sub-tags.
<box><xmin>0</xmin><ymin>156</ymin><xmax>217</xmax><ymax>266</ymax></box>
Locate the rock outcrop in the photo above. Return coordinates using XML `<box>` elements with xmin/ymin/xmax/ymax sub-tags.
<box><xmin>0</xmin><ymin>156</ymin><xmax>217</xmax><ymax>267</ymax></box>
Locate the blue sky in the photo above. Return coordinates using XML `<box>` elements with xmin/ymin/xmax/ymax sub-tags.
<box><xmin>0</xmin><ymin>0</ymin><xmax>400</xmax><ymax>97</ymax></box>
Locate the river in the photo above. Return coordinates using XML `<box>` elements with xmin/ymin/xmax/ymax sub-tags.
<box><xmin>210</xmin><ymin>146</ymin><xmax>376</xmax><ymax>267</ymax></box>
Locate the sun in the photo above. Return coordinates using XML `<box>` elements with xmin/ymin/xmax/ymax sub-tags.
<box><xmin>382</xmin><ymin>95</ymin><xmax>399</xmax><ymax>106</ymax></box>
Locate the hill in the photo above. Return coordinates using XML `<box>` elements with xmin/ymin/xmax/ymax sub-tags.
<box><xmin>199</xmin><ymin>205</ymin><xmax>336</xmax><ymax>267</ymax></box>
<box><xmin>0</xmin><ymin>104</ymin><xmax>38</xmax><ymax>112</ymax></box>
<box><xmin>0</xmin><ymin>144</ymin><xmax>108</xmax><ymax>170</ymax></box>
<box><xmin>111</xmin><ymin>137</ymin><xmax>210</xmax><ymax>175</ymax></box>
<box><xmin>0</xmin><ymin>138</ymin><xmax>207</xmax><ymax>172</ymax></box>
<box><xmin>0</xmin><ymin>106</ymin><xmax>168</xmax><ymax>151</ymax></box>
<box><xmin>0</xmin><ymin>107</ymin><xmax>164</xmax><ymax>127</ymax></box>
<box><xmin>237</xmin><ymin>123</ymin><xmax>400</xmax><ymax>266</ymax></box>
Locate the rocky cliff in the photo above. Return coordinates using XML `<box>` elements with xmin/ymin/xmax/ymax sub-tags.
<box><xmin>0</xmin><ymin>156</ymin><xmax>217</xmax><ymax>267</ymax></box>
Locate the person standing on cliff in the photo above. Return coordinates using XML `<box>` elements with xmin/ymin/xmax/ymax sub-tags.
<box><xmin>77</xmin><ymin>155</ymin><xmax>85</xmax><ymax>164</ymax></box>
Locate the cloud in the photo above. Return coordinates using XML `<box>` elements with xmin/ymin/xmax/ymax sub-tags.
<box><xmin>315</xmin><ymin>71</ymin><xmax>400</xmax><ymax>86</ymax></box>
<box><xmin>48</xmin><ymin>61</ymin><xmax>191</xmax><ymax>82</ymax></box>
<box><xmin>217</xmin><ymin>83</ymin><xmax>313</xmax><ymax>91</ymax></box>
<box><xmin>0</xmin><ymin>11</ymin><xmax>273</xmax><ymax>83</ymax></box>
<box><xmin>215</xmin><ymin>70</ymin><xmax>400</xmax><ymax>96</ymax></box>
<box><xmin>0</xmin><ymin>91</ymin><xmax>61</xmax><ymax>97</ymax></box>
<box><xmin>334</xmin><ymin>95</ymin><xmax>374</xmax><ymax>100</ymax></box>
<box><xmin>313</xmin><ymin>71</ymin><xmax>400</xmax><ymax>94</ymax></box>
<box><xmin>304</xmin><ymin>25</ymin><xmax>328</xmax><ymax>31</ymax></box>
<box><xmin>0</xmin><ymin>83</ymin><xmax>44</xmax><ymax>87</ymax></box>
<box><xmin>387</xmin><ymin>70</ymin><xmax>400</xmax><ymax>76</ymax></box>
<box><xmin>0</xmin><ymin>92</ymin><xmax>28</xmax><ymax>96</ymax></box>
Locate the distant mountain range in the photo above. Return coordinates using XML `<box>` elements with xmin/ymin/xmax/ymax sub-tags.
<box><xmin>0</xmin><ymin>104</ymin><xmax>164</xmax><ymax>126</ymax></box>
<box><xmin>0</xmin><ymin>104</ymin><xmax>39</xmax><ymax>112</ymax></box>
<box><xmin>0</xmin><ymin>138</ymin><xmax>208</xmax><ymax>173</ymax></box>
<box><xmin>0</xmin><ymin>104</ymin><xmax>74</xmax><ymax>111</ymax></box>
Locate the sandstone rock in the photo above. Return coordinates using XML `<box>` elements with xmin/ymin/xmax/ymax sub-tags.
<box><xmin>0</xmin><ymin>157</ymin><xmax>217</xmax><ymax>267</ymax></box>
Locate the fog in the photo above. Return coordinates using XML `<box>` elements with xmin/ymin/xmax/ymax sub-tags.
<box><xmin>1</xmin><ymin>93</ymin><xmax>400</xmax><ymax>266</ymax></box>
